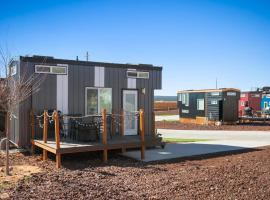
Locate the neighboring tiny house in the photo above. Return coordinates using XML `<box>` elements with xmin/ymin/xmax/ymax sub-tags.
<box><xmin>177</xmin><ymin>88</ymin><xmax>240</xmax><ymax>125</ymax></box>
<box><xmin>8</xmin><ymin>55</ymin><xmax>162</xmax><ymax>148</ymax></box>
<box><xmin>261</xmin><ymin>93</ymin><xmax>270</xmax><ymax>111</ymax></box>
<box><xmin>239</xmin><ymin>91</ymin><xmax>262</xmax><ymax>116</ymax></box>
<box><xmin>261</xmin><ymin>87</ymin><xmax>270</xmax><ymax>114</ymax></box>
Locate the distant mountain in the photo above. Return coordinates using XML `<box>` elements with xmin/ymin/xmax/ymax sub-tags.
<box><xmin>154</xmin><ymin>96</ymin><xmax>177</xmax><ymax>102</ymax></box>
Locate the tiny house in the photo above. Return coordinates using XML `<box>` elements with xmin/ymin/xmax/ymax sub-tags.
<box><xmin>177</xmin><ymin>88</ymin><xmax>240</xmax><ymax>125</ymax></box>
<box><xmin>8</xmin><ymin>55</ymin><xmax>162</xmax><ymax>148</ymax></box>
<box><xmin>239</xmin><ymin>91</ymin><xmax>262</xmax><ymax>116</ymax></box>
<box><xmin>261</xmin><ymin>94</ymin><xmax>270</xmax><ymax>110</ymax></box>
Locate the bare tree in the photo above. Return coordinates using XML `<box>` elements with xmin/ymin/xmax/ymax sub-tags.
<box><xmin>0</xmin><ymin>46</ymin><xmax>45</xmax><ymax>175</ymax></box>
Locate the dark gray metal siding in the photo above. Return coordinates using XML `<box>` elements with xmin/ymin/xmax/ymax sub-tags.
<box><xmin>179</xmin><ymin>92</ymin><xmax>205</xmax><ymax>119</ymax></box>
<box><xmin>68</xmin><ymin>64</ymin><xmax>95</xmax><ymax>115</ymax></box>
<box><xmin>206</xmin><ymin>92</ymin><xmax>222</xmax><ymax>121</ymax></box>
<box><xmin>222</xmin><ymin>91</ymin><xmax>240</xmax><ymax>122</ymax></box>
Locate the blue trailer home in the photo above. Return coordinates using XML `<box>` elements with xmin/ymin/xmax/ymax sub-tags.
<box><xmin>261</xmin><ymin>94</ymin><xmax>270</xmax><ymax>110</ymax></box>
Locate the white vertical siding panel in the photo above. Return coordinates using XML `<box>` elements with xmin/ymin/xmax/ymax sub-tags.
<box><xmin>62</xmin><ymin>74</ymin><xmax>69</xmax><ymax>114</ymax></box>
<box><xmin>57</xmin><ymin>75</ymin><xmax>63</xmax><ymax>112</ymax></box>
<box><xmin>57</xmin><ymin>65</ymin><xmax>68</xmax><ymax>114</ymax></box>
<box><xmin>100</xmin><ymin>67</ymin><xmax>104</xmax><ymax>87</ymax></box>
<box><xmin>127</xmin><ymin>78</ymin><xmax>136</xmax><ymax>89</ymax></box>
<box><xmin>95</xmin><ymin>66</ymin><xmax>105</xmax><ymax>87</ymax></box>
<box><xmin>127</xmin><ymin>69</ymin><xmax>136</xmax><ymax>89</ymax></box>
<box><xmin>94</xmin><ymin>66</ymin><xmax>99</xmax><ymax>87</ymax></box>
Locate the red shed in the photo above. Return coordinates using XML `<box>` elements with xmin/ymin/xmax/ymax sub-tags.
<box><xmin>239</xmin><ymin>91</ymin><xmax>262</xmax><ymax>116</ymax></box>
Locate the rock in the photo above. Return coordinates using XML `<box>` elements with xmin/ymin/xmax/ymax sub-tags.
<box><xmin>0</xmin><ymin>193</ymin><xmax>10</xmax><ymax>199</ymax></box>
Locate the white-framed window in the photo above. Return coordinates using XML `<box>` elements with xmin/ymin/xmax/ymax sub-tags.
<box><xmin>182</xmin><ymin>109</ymin><xmax>189</xmax><ymax>113</ymax></box>
<box><xmin>178</xmin><ymin>93</ymin><xmax>182</xmax><ymax>101</ymax></box>
<box><xmin>182</xmin><ymin>94</ymin><xmax>186</xmax><ymax>104</ymax></box>
<box><xmin>240</xmin><ymin>93</ymin><xmax>246</xmax><ymax>98</ymax></box>
<box><xmin>251</xmin><ymin>94</ymin><xmax>260</xmax><ymax>98</ymax></box>
<box><xmin>211</xmin><ymin>92</ymin><xmax>220</xmax><ymax>96</ymax></box>
<box><xmin>240</xmin><ymin>101</ymin><xmax>245</xmax><ymax>106</ymax></box>
<box><xmin>185</xmin><ymin>93</ymin><xmax>189</xmax><ymax>106</ymax></box>
<box><xmin>85</xmin><ymin>87</ymin><xmax>112</xmax><ymax>115</ymax></box>
<box><xmin>211</xmin><ymin>100</ymin><xmax>218</xmax><ymax>105</ymax></box>
<box><xmin>181</xmin><ymin>93</ymin><xmax>189</xmax><ymax>106</ymax></box>
<box><xmin>35</xmin><ymin>65</ymin><xmax>67</xmax><ymax>75</ymax></box>
<box><xmin>227</xmin><ymin>92</ymin><xmax>236</xmax><ymax>96</ymax></box>
<box><xmin>127</xmin><ymin>71</ymin><xmax>149</xmax><ymax>79</ymax></box>
<box><xmin>8</xmin><ymin>64</ymin><xmax>17</xmax><ymax>76</ymax></box>
<box><xmin>197</xmin><ymin>99</ymin><xmax>204</xmax><ymax>110</ymax></box>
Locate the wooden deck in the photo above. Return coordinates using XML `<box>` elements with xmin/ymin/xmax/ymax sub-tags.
<box><xmin>31</xmin><ymin>109</ymin><xmax>147</xmax><ymax>168</ymax></box>
<box><xmin>33</xmin><ymin>136</ymin><xmax>142</xmax><ymax>154</ymax></box>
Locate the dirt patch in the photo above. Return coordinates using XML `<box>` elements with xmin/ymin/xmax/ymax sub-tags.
<box><xmin>0</xmin><ymin>165</ymin><xmax>42</xmax><ymax>191</ymax></box>
<box><xmin>156</xmin><ymin>120</ymin><xmax>270</xmax><ymax>131</ymax></box>
<box><xmin>1</xmin><ymin>148</ymin><xmax>270</xmax><ymax>199</ymax></box>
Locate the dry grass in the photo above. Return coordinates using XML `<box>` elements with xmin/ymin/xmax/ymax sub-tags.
<box><xmin>0</xmin><ymin>165</ymin><xmax>42</xmax><ymax>193</ymax></box>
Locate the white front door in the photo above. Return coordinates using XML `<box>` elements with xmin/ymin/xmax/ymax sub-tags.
<box><xmin>123</xmin><ymin>90</ymin><xmax>138</xmax><ymax>135</ymax></box>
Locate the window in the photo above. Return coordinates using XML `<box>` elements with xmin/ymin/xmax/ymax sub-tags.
<box><xmin>182</xmin><ymin>94</ymin><xmax>186</xmax><ymax>104</ymax></box>
<box><xmin>85</xmin><ymin>87</ymin><xmax>112</xmax><ymax>115</ymax></box>
<box><xmin>240</xmin><ymin>93</ymin><xmax>246</xmax><ymax>98</ymax></box>
<box><xmin>251</xmin><ymin>94</ymin><xmax>260</xmax><ymax>98</ymax></box>
<box><xmin>51</xmin><ymin>66</ymin><xmax>67</xmax><ymax>74</ymax></box>
<box><xmin>178</xmin><ymin>93</ymin><xmax>182</xmax><ymax>101</ymax></box>
<box><xmin>211</xmin><ymin>92</ymin><xmax>220</xmax><ymax>96</ymax></box>
<box><xmin>227</xmin><ymin>92</ymin><xmax>236</xmax><ymax>96</ymax></box>
<box><xmin>182</xmin><ymin>109</ymin><xmax>189</xmax><ymax>113</ymax></box>
<box><xmin>211</xmin><ymin>100</ymin><xmax>218</xmax><ymax>105</ymax></box>
<box><xmin>8</xmin><ymin>64</ymin><xmax>17</xmax><ymax>76</ymax></box>
<box><xmin>197</xmin><ymin>99</ymin><xmax>204</xmax><ymax>110</ymax></box>
<box><xmin>137</xmin><ymin>72</ymin><xmax>149</xmax><ymax>79</ymax></box>
<box><xmin>240</xmin><ymin>101</ymin><xmax>245</xmax><ymax>106</ymax></box>
<box><xmin>35</xmin><ymin>65</ymin><xmax>67</xmax><ymax>75</ymax></box>
<box><xmin>127</xmin><ymin>71</ymin><xmax>149</xmax><ymax>79</ymax></box>
<box><xmin>181</xmin><ymin>93</ymin><xmax>189</xmax><ymax>106</ymax></box>
<box><xmin>185</xmin><ymin>93</ymin><xmax>189</xmax><ymax>106</ymax></box>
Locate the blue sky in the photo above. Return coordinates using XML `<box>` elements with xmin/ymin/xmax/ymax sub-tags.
<box><xmin>0</xmin><ymin>0</ymin><xmax>269</xmax><ymax>95</ymax></box>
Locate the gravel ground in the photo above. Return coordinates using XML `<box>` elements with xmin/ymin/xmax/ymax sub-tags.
<box><xmin>1</xmin><ymin>147</ymin><xmax>270</xmax><ymax>199</ymax></box>
<box><xmin>156</xmin><ymin>121</ymin><xmax>270</xmax><ymax>131</ymax></box>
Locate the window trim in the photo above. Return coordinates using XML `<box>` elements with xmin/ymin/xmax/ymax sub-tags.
<box><xmin>211</xmin><ymin>100</ymin><xmax>218</xmax><ymax>105</ymax></box>
<box><xmin>127</xmin><ymin>70</ymin><xmax>149</xmax><ymax>79</ymax></box>
<box><xmin>35</xmin><ymin>65</ymin><xmax>67</xmax><ymax>75</ymax></box>
<box><xmin>211</xmin><ymin>92</ymin><xmax>220</xmax><ymax>96</ymax></box>
<box><xmin>182</xmin><ymin>94</ymin><xmax>186</xmax><ymax>104</ymax></box>
<box><xmin>85</xmin><ymin>87</ymin><xmax>112</xmax><ymax>115</ymax></box>
<box><xmin>185</xmin><ymin>93</ymin><xmax>189</xmax><ymax>106</ymax></box>
<box><xmin>197</xmin><ymin>99</ymin><xmax>204</xmax><ymax>111</ymax></box>
<box><xmin>178</xmin><ymin>93</ymin><xmax>182</xmax><ymax>101</ymax></box>
<box><xmin>9</xmin><ymin>64</ymin><xmax>17</xmax><ymax>76</ymax></box>
<box><xmin>227</xmin><ymin>92</ymin><xmax>237</xmax><ymax>96</ymax></box>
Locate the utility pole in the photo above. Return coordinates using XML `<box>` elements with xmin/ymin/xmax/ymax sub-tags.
<box><xmin>86</xmin><ymin>51</ymin><xmax>89</xmax><ymax>61</ymax></box>
<box><xmin>215</xmin><ymin>78</ymin><xmax>218</xmax><ymax>89</ymax></box>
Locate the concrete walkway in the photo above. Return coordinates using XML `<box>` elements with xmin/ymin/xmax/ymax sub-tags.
<box><xmin>123</xmin><ymin>129</ymin><xmax>270</xmax><ymax>162</ymax></box>
<box><xmin>155</xmin><ymin>115</ymin><xmax>179</xmax><ymax>121</ymax></box>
